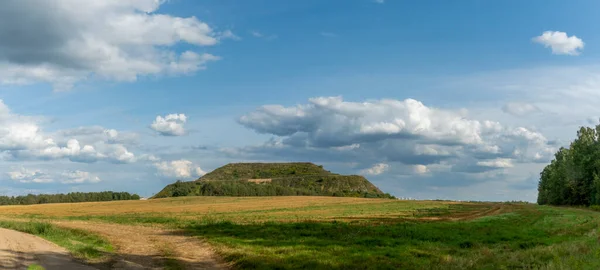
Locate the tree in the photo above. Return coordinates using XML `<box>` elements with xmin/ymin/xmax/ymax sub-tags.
<box><xmin>538</xmin><ymin>123</ymin><xmax>600</xmax><ymax>206</ymax></box>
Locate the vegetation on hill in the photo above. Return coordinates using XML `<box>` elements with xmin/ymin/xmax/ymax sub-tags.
<box><xmin>0</xmin><ymin>191</ymin><xmax>140</xmax><ymax>206</ymax></box>
<box><xmin>153</xmin><ymin>162</ymin><xmax>394</xmax><ymax>199</ymax></box>
<box><xmin>199</xmin><ymin>162</ymin><xmax>332</xmax><ymax>181</ymax></box>
<box><xmin>538</xmin><ymin>123</ymin><xmax>600</xmax><ymax>206</ymax></box>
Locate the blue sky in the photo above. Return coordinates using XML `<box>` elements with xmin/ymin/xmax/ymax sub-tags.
<box><xmin>0</xmin><ymin>0</ymin><xmax>598</xmax><ymax>201</ymax></box>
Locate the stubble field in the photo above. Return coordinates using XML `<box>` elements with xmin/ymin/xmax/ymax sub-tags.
<box><xmin>0</xmin><ymin>197</ymin><xmax>599</xmax><ymax>269</ymax></box>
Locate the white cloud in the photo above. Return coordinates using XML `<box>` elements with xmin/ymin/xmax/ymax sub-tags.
<box><xmin>104</xmin><ymin>144</ymin><xmax>137</xmax><ymax>164</ymax></box>
<box><xmin>7</xmin><ymin>168</ymin><xmax>54</xmax><ymax>184</ymax></box>
<box><xmin>361</xmin><ymin>163</ymin><xmax>390</xmax><ymax>175</ymax></box>
<box><xmin>476</xmin><ymin>158</ymin><xmax>514</xmax><ymax>168</ymax></box>
<box><xmin>38</xmin><ymin>139</ymin><xmax>104</xmax><ymax>163</ymax></box>
<box><xmin>236</xmin><ymin>96</ymin><xmax>556</xmax><ymax>177</ymax></box>
<box><xmin>7</xmin><ymin>168</ymin><xmax>100</xmax><ymax>184</ymax></box>
<box><xmin>168</xmin><ymin>52</ymin><xmax>220</xmax><ymax>74</ymax></box>
<box><xmin>139</xmin><ymin>154</ymin><xmax>160</xmax><ymax>162</ymax></box>
<box><xmin>533</xmin><ymin>31</ymin><xmax>584</xmax><ymax>55</ymax></box>
<box><xmin>249</xmin><ymin>30</ymin><xmax>277</xmax><ymax>40</ymax></box>
<box><xmin>0</xmin><ymin>0</ymin><xmax>225</xmax><ymax>90</ymax></box>
<box><xmin>332</xmin><ymin>144</ymin><xmax>360</xmax><ymax>151</ymax></box>
<box><xmin>154</xmin><ymin>159</ymin><xmax>206</xmax><ymax>179</ymax></box>
<box><xmin>0</xmin><ymin>99</ymin><xmax>139</xmax><ymax>164</ymax></box>
<box><xmin>151</xmin><ymin>114</ymin><xmax>187</xmax><ymax>136</ymax></box>
<box><xmin>413</xmin><ymin>165</ymin><xmax>428</xmax><ymax>174</ymax></box>
<box><xmin>502</xmin><ymin>102</ymin><xmax>540</xmax><ymax>116</ymax></box>
<box><xmin>219</xmin><ymin>30</ymin><xmax>241</xmax><ymax>41</ymax></box>
<box><xmin>239</xmin><ymin>96</ymin><xmax>538</xmax><ymax>149</ymax></box>
<box><xmin>58</xmin><ymin>126</ymin><xmax>138</xmax><ymax>145</ymax></box>
<box><xmin>60</xmin><ymin>170</ymin><xmax>101</xmax><ymax>184</ymax></box>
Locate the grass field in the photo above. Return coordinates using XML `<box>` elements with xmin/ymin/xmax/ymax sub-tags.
<box><xmin>1</xmin><ymin>197</ymin><xmax>600</xmax><ymax>269</ymax></box>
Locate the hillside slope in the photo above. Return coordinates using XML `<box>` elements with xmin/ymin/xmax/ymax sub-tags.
<box><xmin>153</xmin><ymin>162</ymin><xmax>393</xmax><ymax>199</ymax></box>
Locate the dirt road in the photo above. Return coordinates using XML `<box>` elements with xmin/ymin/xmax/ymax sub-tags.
<box><xmin>0</xmin><ymin>228</ymin><xmax>96</xmax><ymax>270</ymax></box>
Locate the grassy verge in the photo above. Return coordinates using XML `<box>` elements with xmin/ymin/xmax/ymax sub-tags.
<box><xmin>0</xmin><ymin>220</ymin><xmax>113</xmax><ymax>262</ymax></box>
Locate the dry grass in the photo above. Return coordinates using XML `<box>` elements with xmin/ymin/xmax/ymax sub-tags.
<box><xmin>4</xmin><ymin>197</ymin><xmax>598</xmax><ymax>269</ymax></box>
<box><xmin>0</xmin><ymin>196</ymin><xmax>456</xmax><ymax>222</ymax></box>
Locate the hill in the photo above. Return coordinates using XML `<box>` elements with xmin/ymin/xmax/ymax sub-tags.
<box><xmin>153</xmin><ymin>162</ymin><xmax>394</xmax><ymax>199</ymax></box>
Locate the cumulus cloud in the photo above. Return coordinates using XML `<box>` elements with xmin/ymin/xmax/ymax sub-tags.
<box><xmin>533</xmin><ymin>31</ymin><xmax>584</xmax><ymax>55</ymax></box>
<box><xmin>476</xmin><ymin>158</ymin><xmax>514</xmax><ymax>168</ymax></box>
<box><xmin>239</xmin><ymin>97</ymin><xmax>491</xmax><ymax>146</ymax></box>
<box><xmin>104</xmin><ymin>144</ymin><xmax>137</xmax><ymax>164</ymax></box>
<box><xmin>502</xmin><ymin>102</ymin><xmax>540</xmax><ymax>116</ymax></box>
<box><xmin>413</xmin><ymin>165</ymin><xmax>429</xmax><ymax>174</ymax></box>
<box><xmin>60</xmin><ymin>170</ymin><xmax>101</xmax><ymax>184</ymax></box>
<box><xmin>151</xmin><ymin>114</ymin><xmax>187</xmax><ymax>136</ymax></box>
<box><xmin>361</xmin><ymin>163</ymin><xmax>390</xmax><ymax>175</ymax></box>
<box><xmin>7</xmin><ymin>168</ymin><xmax>54</xmax><ymax>184</ymax></box>
<box><xmin>58</xmin><ymin>126</ymin><xmax>138</xmax><ymax>145</ymax></box>
<box><xmin>0</xmin><ymin>99</ymin><xmax>137</xmax><ymax>164</ymax></box>
<box><xmin>0</xmin><ymin>0</ymin><xmax>224</xmax><ymax>90</ymax></box>
<box><xmin>154</xmin><ymin>159</ymin><xmax>206</xmax><ymax>179</ymax></box>
<box><xmin>236</xmin><ymin>96</ymin><xmax>555</xmax><ymax>176</ymax></box>
<box><xmin>7</xmin><ymin>168</ymin><xmax>99</xmax><ymax>184</ymax></box>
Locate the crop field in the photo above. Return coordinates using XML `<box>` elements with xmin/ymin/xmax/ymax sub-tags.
<box><xmin>1</xmin><ymin>197</ymin><xmax>600</xmax><ymax>269</ymax></box>
<box><xmin>0</xmin><ymin>196</ymin><xmax>476</xmax><ymax>224</ymax></box>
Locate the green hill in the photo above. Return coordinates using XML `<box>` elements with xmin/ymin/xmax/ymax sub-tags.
<box><xmin>153</xmin><ymin>162</ymin><xmax>394</xmax><ymax>199</ymax></box>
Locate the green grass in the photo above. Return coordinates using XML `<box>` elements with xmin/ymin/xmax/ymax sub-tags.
<box><xmin>0</xmin><ymin>220</ymin><xmax>113</xmax><ymax>262</ymax></box>
<box><xmin>4</xmin><ymin>200</ymin><xmax>600</xmax><ymax>269</ymax></box>
<box><xmin>27</xmin><ymin>264</ymin><xmax>45</xmax><ymax>270</ymax></box>
<box><xmin>181</xmin><ymin>205</ymin><xmax>600</xmax><ymax>269</ymax></box>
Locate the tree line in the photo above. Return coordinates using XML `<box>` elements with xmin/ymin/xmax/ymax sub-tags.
<box><xmin>538</xmin><ymin>124</ymin><xmax>600</xmax><ymax>206</ymax></box>
<box><xmin>0</xmin><ymin>191</ymin><xmax>141</xmax><ymax>206</ymax></box>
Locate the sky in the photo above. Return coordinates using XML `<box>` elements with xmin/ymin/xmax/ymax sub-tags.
<box><xmin>1</xmin><ymin>0</ymin><xmax>599</xmax><ymax>201</ymax></box>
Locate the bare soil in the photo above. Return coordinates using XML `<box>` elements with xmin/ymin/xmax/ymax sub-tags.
<box><xmin>52</xmin><ymin>220</ymin><xmax>227</xmax><ymax>270</ymax></box>
<box><xmin>0</xmin><ymin>228</ymin><xmax>96</xmax><ymax>270</ymax></box>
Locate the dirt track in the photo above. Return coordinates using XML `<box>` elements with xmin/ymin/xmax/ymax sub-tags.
<box><xmin>0</xmin><ymin>218</ymin><xmax>226</xmax><ymax>269</ymax></box>
<box><xmin>0</xmin><ymin>228</ymin><xmax>96</xmax><ymax>270</ymax></box>
<box><xmin>52</xmin><ymin>221</ymin><xmax>226</xmax><ymax>270</ymax></box>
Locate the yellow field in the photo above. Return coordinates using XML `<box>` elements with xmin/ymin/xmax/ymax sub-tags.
<box><xmin>3</xmin><ymin>197</ymin><xmax>569</xmax><ymax>270</ymax></box>
<box><xmin>0</xmin><ymin>196</ymin><xmax>466</xmax><ymax>223</ymax></box>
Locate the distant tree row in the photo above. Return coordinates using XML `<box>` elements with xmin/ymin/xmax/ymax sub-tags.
<box><xmin>0</xmin><ymin>191</ymin><xmax>141</xmax><ymax>206</ymax></box>
<box><xmin>538</xmin><ymin>124</ymin><xmax>600</xmax><ymax>206</ymax></box>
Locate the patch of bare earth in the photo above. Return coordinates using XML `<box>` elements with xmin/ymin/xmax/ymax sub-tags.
<box><xmin>0</xmin><ymin>218</ymin><xmax>227</xmax><ymax>270</ymax></box>
<box><xmin>417</xmin><ymin>204</ymin><xmax>508</xmax><ymax>221</ymax></box>
<box><xmin>0</xmin><ymin>228</ymin><xmax>96</xmax><ymax>270</ymax></box>
<box><xmin>51</xmin><ymin>221</ymin><xmax>227</xmax><ymax>270</ymax></box>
